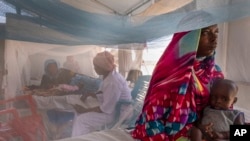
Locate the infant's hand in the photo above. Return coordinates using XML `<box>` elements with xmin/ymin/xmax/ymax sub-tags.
<box><xmin>211</xmin><ymin>131</ymin><xmax>228</xmax><ymax>140</ymax></box>
<box><xmin>200</xmin><ymin>123</ymin><xmax>214</xmax><ymax>139</ymax></box>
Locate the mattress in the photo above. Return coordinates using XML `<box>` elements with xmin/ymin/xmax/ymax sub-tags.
<box><xmin>55</xmin><ymin>128</ymin><xmax>136</xmax><ymax>141</ymax></box>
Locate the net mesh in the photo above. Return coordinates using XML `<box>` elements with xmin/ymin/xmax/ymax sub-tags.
<box><xmin>1</xmin><ymin>0</ymin><xmax>250</xmax><ymax>140</ymax></box>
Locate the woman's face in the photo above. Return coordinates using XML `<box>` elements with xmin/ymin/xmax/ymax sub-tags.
<box><xmin>197</xmin><ymin>25</ymin><xmax>219</xmax><ymax>57</ymax></box>
<box><xmin>47</xmin><ymin>63</ymin><xmax>58</xmax><ymax>75</ymax></box>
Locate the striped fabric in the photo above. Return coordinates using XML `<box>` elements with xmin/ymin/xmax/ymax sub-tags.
<box><xmin>131</xmin><ymin>29</ymin><xmax>223</xmax><ymax>141</ymax></box>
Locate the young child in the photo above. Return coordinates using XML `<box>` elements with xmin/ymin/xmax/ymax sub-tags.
<box><xmin>190</xmin><ymin>79</ymin><xmax>245</xmax><ymax>141</ymax></box>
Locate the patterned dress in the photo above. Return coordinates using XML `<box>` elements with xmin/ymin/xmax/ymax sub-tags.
<box><xmin>131</xmin><ymin>30</ymin><xmax>224</xmax><ymax>141</ymax></box>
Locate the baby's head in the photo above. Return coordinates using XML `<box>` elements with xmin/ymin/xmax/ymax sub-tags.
<box><xmin>210</xmin><ymin>79</ymin><xmax>238</xmax><ymax>110</ymax></box>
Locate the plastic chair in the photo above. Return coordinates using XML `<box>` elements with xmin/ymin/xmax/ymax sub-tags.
<box><xmin>131</xmin><ymin>75</ymin><xmax>151</xmax><ymax>100</ymax></box>
<box><xmin>0</xmin><ymin>94</ymin><xmax>47</xmax><ymax>141</ymax></box>
<box><xmin>109</xmin><ymin>75</ymin><xmax>151</xmax><ymax>129</ymax></box>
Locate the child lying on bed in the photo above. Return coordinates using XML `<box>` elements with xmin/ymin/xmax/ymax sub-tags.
<box><xmin>190</xmin><ymin>79</ymin><xmax>245</xmax><ymax>141</ymax></box>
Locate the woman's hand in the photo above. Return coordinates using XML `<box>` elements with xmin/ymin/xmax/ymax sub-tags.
<box><xmin>72</xmin><ymin>104</ymin><xmax>87</xmax><ymax>114</ymax></box>
<box><xmin>80</xmin><ymin>93</ymin><xmax>97</xmax><ymax>102</ymax></box>
<box><xmin>80</xmin><ymin>94</ymin><xmax>90</xmax><ymax>102</ymax></box>
<box><xmin>72</xmin><ymin>104</ymin><xmax>102</xmax><ymax>114</ymax></box>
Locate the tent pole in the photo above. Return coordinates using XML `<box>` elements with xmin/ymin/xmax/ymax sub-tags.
<box><xmin>92</xmin><ymin>0</ymin><xmax>122</xmax><ymax>15</ymax></box>
<box><xmin>125</xmin><ymin>0</ymin><xmax>152</xmax><ymax>15</ymax></box>
<box><xmin>0</xmin><ymin>24</ymin><xmax>5</xmax><ymax>99</ymax></box>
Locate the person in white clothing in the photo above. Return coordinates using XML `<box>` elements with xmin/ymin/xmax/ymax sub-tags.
<box><xmin>71</xmin><ymin>51</ymin><xmax>132</xmax><ymax>136</ymax></box>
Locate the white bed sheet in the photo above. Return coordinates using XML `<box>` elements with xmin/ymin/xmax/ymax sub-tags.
<box><xmin>55</xmin><ymin>128</ymin><xmax>136</xmax><ymax>141</ymax></box>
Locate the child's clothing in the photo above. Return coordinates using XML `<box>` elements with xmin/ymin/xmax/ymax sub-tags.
<box><xmin>201</xmin><ymin>106</ymin><xmax>244</xmax><ymax>132</ymax></box>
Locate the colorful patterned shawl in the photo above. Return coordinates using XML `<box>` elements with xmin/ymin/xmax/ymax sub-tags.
<box><xmin>131</xmin><ymin>29</ymin><xmax>224</xmax><ymax>141</ymax></box>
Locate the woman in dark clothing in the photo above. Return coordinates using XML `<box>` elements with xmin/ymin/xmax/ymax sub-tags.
<box><xmin>40</xmin><ymin>59</ymin><xmax>73</xmax><ymax>89</ymax></box>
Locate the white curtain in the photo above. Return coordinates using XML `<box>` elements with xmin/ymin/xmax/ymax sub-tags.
<box><xmin>118</xmin><ymin>49</ymin><xmax>132</xmax><ymax>77</ymax></box>
<box><xmin>3</xmin><ymin>40</ymin><xmax>102</xmax><ymax>98</ymax></box>
<box><xmin>215</xmin><ymin>19</ymin><xmax>250</xmax><ymax>111</ymax></box>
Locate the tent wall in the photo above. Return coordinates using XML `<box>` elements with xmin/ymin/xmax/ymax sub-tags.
<box><xmin>214</xmin><ymin>17</ymin><xmax>250</xmax><ymax>111</ymax></box>
<box><xmin>215</xmin><ymin>23</ymin><xmax>228</xmax><ymax>75</ymax></box>
<box><xmin>226</xmin><ymin>17</ymin><xmax>250</xmax><ymax>82</ymax></box>
<box><xmin>224</xmin><ymin>17</ymin><xmax>250</xmax><ymax>110</ymax></box>
<box><xmin>0</xmin><ymin>24</ymin><xmax>5</xmax><ymax>99</ymax></box>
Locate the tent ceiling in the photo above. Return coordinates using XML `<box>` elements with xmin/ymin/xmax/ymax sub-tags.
<box><xmin>60</xmin><ymin>0</ymin><xmax>193</xmax><ymax>16</ymax></box>
<box><xmin>2</xmin><ymin>0</ymin><xmax>250</xmax><ymax>46</ymax></box>
<box><xmin>61</xmin><ymin>0</ymin><xmax>152</xmax><ymax>16</ymax></box>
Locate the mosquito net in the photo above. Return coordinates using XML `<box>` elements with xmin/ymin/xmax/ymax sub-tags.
<box><xmin>1</xmin><ymin>0</ymin><xmax>250</xmax><ymax>141</ymax></box>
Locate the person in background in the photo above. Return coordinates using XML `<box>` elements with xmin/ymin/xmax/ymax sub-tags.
<box><xmin>126</xmin><ymin>69</ymin><xmax>143</xmax><ymax>88</ymax></box>
<box><xmin>131</xmin><ymin>25</ymin><xmax>224</xmax><ymax>141</ymax></box>
<box><xmin>25</xmin><ymin>59</ymin><xmax>76</xmax><ymax>91</ymax></box>
<box><xmin>40</xmin><ymin>59</ymin><xmax>71</xmax><ymax>89</ymax></box>
<box><xmin>63</xmin><ymin>55</ymin><xmax>81</xmax><ymax>74</ymax></box>
<box><xmin>71</xmin><ymin>51</ymin><xmax>132</xmax><ymax>136</ymax></box>
<box><xmin>190</xmin><ymin>79</ymin><xmax>245</xmax><ymax>141</ymax></box>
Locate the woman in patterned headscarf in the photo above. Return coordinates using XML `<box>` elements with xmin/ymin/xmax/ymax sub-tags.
<box><xmin>131</xmin><ymin>25</ymin><xmax>224</xmax><ymax>141</ymax></box>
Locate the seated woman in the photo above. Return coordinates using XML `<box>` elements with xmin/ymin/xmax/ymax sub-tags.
<box><xmin>40</xmin><ymin>59</ymin><xmax>74</xmax><ymax>89</ymax></box>
<box><xmin>26</xmin><ymin>59</ymin><xmax>75</xmax><ymax>91</ymax></box>
<box><xmin>131</xmin><ymin>25</ymin><xmax>224</xmax><ymax>141</ymax></box>
<box><xmin>33</xmin><ymin>51</ymin><xmax>132</xmax><ymax>137</ymax></box>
